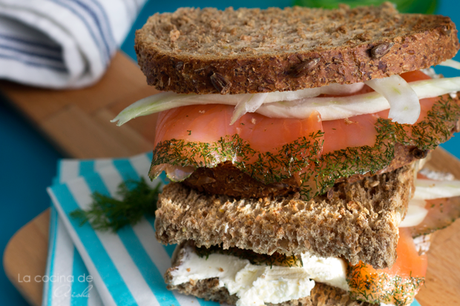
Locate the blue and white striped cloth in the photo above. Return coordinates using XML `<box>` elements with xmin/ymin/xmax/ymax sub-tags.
<box><xmin>45</xmin><ymin>153</ymin><xmax>220</xmax><ymax>306</ymax></box>
<box><xmin>0</xmin><ymin>0</ymin><xmax>146</xmax><ymax>88</ymax></box>
<box><xmin>45</xmin><ymin>153</ymin><xmax>422</xmax><ymax>306</ymax></box>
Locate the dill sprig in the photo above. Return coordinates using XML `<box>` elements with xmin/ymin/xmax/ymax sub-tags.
<box><xmin>195</xmin><ymin>245</ymin><xmax>303</xmax><ymax>268</ymax></box>
<box><xmin>70</xmin><ymin>178</ymin><xmax>161</xmax><ymax>232</ymax></box>
<box><xmin>347</xmin><ymin>261</ymin><xmax>425</xmax><ymax>305</ymax></box>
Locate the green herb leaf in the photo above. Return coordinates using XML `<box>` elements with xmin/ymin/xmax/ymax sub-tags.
<box><xmin>347</xmin><ymin>260</ymin><xmax>425</xmax><ymax>305</ymax></box>
<box><xmin>195</xmin><ymin>245</ymin><xmax>303</xmax><ymax>268</ymax></box>
<box><xmin>70</xmin><ymin>177</ymin><xmax>162</xmax><ymax>232</ymax></box>
<box><xmin>293</xmin><ymin>0</ymin><xmax>437</xmax><ymax>14</ymax></box>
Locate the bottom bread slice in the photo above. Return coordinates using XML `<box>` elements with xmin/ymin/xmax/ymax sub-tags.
<box><xmin>155</xmin><ymin>165</ymin><xmax>414</xmax><ymax>269</ymax></box>
<box><xmin>164</xmin><ymin>241</ymin><xmax>374</xmax><ymax>306</ymax></box>
<box><xmin>167</xmin><ymin>279</ymin><xmax>374</xmax><ymax>306</ymax></box>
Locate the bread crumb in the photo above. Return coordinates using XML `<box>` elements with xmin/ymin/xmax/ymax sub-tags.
<box><xmin>244</xmin><ymin>20</ymin><xmax>255</xmax><ymax>27</ymax></box>
<box><xmin>240</xmin><ymin>35</ymin><xmax>252</xmax><ymax>41</ymax></box>
<box><xmin>337</xmin><ymin>25</ymin><xmax>347</xmax><ymax>34</ymax></box>
<box><xmin>209</xmin><ymin>19</ymin><xmax>220</xmax><ymax>29</ymax></box>
<box><xmin>169</xmin><ymin>29</ymin><xmax>180</xmax><ymax>42</ymax></box>
<box><xmin>370</xmin><ymin>181</ymin><xmax>380</xmax><ymax>187</ymax></box>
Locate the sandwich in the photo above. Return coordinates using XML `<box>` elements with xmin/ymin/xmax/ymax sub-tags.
<box><xmin>112</xmin><ymin>3</ymin><xmax>460</xmax><ymax>306</ymax></box>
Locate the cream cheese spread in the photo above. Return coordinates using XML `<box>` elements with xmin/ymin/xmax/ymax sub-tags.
<box><xmin>169</xmin><ymin>245</ymin><xmax>348</xmax><ymax>306</ymax></box>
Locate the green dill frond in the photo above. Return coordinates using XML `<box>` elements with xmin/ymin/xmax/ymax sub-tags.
<box><xmin>70</xmin><ymin>177</ymin><xmax>162</xmax><ymax>232</ymax></box>
<box><xmin>195</xmin><ymin>245</ymin><xmax>303</xmax><ymax>268</ymax></box>
<box><xmin>346</xmin><ymin>261</ymin><xmax>425</xmax><ymax>305</ymax></box>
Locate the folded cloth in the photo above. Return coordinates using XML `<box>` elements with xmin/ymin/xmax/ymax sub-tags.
<box><xmin>45</xmin><ymin>153</ymin><xmax>217</xmax><ymax>306</ymax></box>
<box><xmin>45</xmin><ymin>154</ymin><xmax>422</xmax><ymax>306</ymax></box>
<box><xmin>0</xmin><ymin>0</ymin><xmax>146</xmax><ymax>88</ymax></box>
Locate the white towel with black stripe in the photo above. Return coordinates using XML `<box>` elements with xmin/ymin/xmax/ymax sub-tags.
<box><xmin>0</xmin><ymin>0</ymin><xmax>146</xmax><ymax>88</ymax></box>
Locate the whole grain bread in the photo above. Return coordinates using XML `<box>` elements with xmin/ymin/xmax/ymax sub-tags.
<box><xmin>165</xmin><ymin>242</ymin><xmax>374</xmax><ymax>306</ymax></box>
<box><xmin>135</xmin><ymin>3</ymin><xmax>459</xmax><ymax>94</ymax></box>
<box><xmin>155</xmin><ymin>165</ymin><xmax>415</xmax><ymax>269</ymax></box>
<box><xmin>169</xmin><ymin>280</ymin><xmax>373</xmax><ymax>306</ymax></box>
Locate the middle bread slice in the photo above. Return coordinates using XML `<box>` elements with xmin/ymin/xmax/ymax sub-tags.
<box><xmin>155</xmin><ymin>164</ymin><xmax>414</xmax><ymax>269</ymax></box>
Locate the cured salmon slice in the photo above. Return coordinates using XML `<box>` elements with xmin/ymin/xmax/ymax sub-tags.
<box><xmin>150</xmin><ymin>70</ymin><xmax>460</xmax><ymax>199</ymax></box>
<box><xmin>154</xmin><ymin>104</ymin><xmax>323</xmax><ymax>155</ymax></box>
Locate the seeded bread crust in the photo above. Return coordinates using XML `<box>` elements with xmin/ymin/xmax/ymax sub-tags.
<box><xmin>155</xmin><ymin>165</ymin><xmax>414</xmax><ymax>269</ymax></box>
<box><xmin>135</xmin><ymin>3</ymin><xmax>459</xmax><ymax>94</ymax></box>
<box><xmin>165</xmin><ymin>242</ymin><xmax>374</xmax><ymax>306</ymax></box>
<box><xmin>169</xmin><ymin>280</ymin><xmax>372</xmax><ymax>306</ymax></box>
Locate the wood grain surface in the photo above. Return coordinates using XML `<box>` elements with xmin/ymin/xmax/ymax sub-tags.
<box><xmin>2</xmin><ymin>51</ymin><xmax>460</xmax><ymax>306</ymax></box>
<box><xmin>0</xmin><ymin>52</ymin><xmax>159</xmax><ymax>158</ymax></box>
<box><xmin>3</xmin><ymin>210</ymin><xmax>49</xmax><ymax>306</ymax></box>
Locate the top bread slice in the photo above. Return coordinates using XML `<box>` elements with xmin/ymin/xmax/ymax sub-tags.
<box><xmin>135</xmin><ymin>2</ymin><xmax>459</xmax><ymax>94</ymax></box>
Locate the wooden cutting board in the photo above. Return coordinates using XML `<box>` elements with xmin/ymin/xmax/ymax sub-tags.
<box><xmin>3</xmin><ymin>51</ymin><xmax>460</xmax><ymax>306</ymax></box>
<box><xmin>0</xmin><ymin>52</ymin><xmax>160</xmax><ymax>159</ymax></box>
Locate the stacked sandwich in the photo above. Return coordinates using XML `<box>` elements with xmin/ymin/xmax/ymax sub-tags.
<box><xmin>113</xmin><ymin>3</ymin><xmax>460</xmax><ymax>306</ymax></box>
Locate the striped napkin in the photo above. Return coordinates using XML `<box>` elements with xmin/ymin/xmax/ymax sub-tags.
<box><xmin>44</xmin><ymin>153</ymin><xmax>421</xmax><ymax>306</ymax></box>
<box><xmin>0</xmin><ymin>0</ymin><xmax>146</xmax><ymax>89</ymax></box>
<box><xmin>45</xmin><ymin>153</ymin><xmax>218</xmax><ymax>306</ymax></box>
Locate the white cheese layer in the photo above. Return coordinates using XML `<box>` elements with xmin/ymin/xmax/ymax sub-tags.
<box><xmin>170</xmin><ymin>245</ymin><xmax>348</xmax><ymax>306</ymax></box>
<box><xmin>300</xmin><ymin>252</ymin><xmax>349</xmax><ymax>291</ymax></box>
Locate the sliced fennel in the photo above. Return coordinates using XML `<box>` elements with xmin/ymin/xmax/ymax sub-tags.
<box><xmin>111</xmin><ymin>92</ymin><xmax>243</xmax><ymax>126</ymax></box>
<box><xmin>111</xmin><ymin>82</ymin><xmax>364</xmax><ymax>126</ymax></box>
<box><xmin>438</xmin><ymin>59</ymin><xmax>460</xmax><ymax>70</ymax></box>
<box><xmin>399</xmin><ymin>177</ymin><xmax>460</xmax><ymax>228</ymax></box>
<box><xmin>366</xmin><ymin>75</ymin><xmax>420</xmax><ymax>124</ymax></box>
<box><xmin>256</xmin><ymin>91</ymin><xmax>386</xmax><ymax>120</ymax></box>
<box><xmin>251</xmin><ymin>76</ymin><xmax>460</xmax><ymax>121</ymax></box>
<box><xmin>412</xmin><ymin>77</ymin><xmax>460</xmax><ymax>98</ymax></box>
<box><xmin>399</xmin><ymin>199</ymin><xmax>429</xmax><ymax>228</ymax></box>
<box><xmin>317</xmin><ymin>82</ymin><xmax>364</xmax><ymax>96</ymax></box>
<box><xmin>242</xmin><ymin>82</ymin><xmax>364</xmax><ymax>104</ymax></box>
<box><xmin>112</xmin><ymin>76</ymin><xmax>460</xmax><ymax>126</ymax></box>
<box><xmin>413</xmin><ymin>179</ymin><xmax>460</xmax><ymax>200</ymax></box>
<box><xmin>231</xmin><ymin>93</ymin><xmax>268</xmax><ymax>124</ymax></box>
